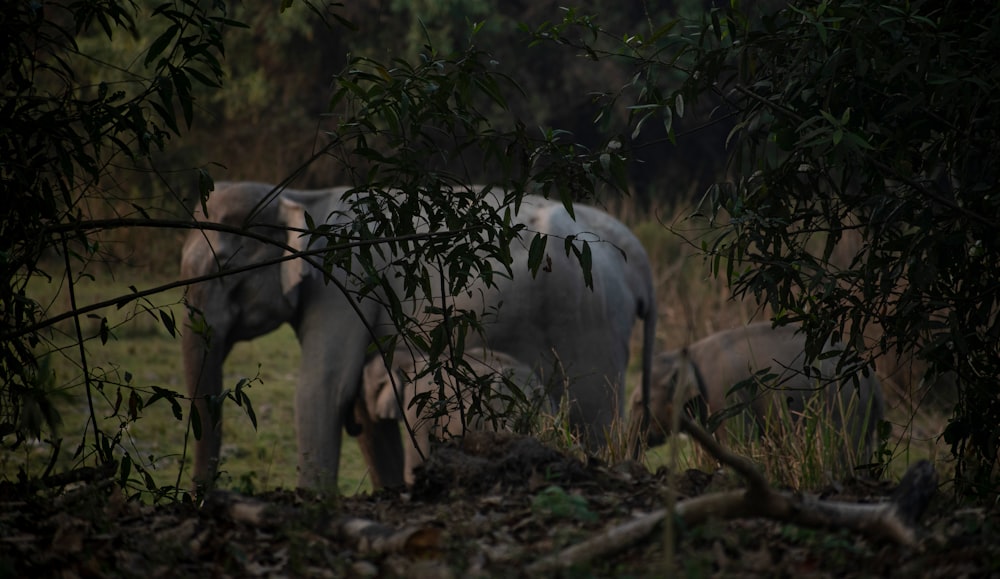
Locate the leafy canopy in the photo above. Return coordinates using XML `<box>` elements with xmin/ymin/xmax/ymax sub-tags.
<box><xmin>539</xmin><ymin>0</ymin><xmax>1000</xmax><ymax>495</ymax></box>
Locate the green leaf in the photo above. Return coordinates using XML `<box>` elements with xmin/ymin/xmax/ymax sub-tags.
<box><xmin>560</xmin><ymin>190</ymin><xmax>576</xmax><ymax>220</ymax></box>
<box><xmin>711</xmin><ymin>9</ymin><xmax>722</xmax><ymax>40</ymax></box>
<box><xmin>191</xmin><ymin>404</ymin><xmax>202</xmax><ymax>441</ymax></box>
<box><xmin>330</xmin><ymin>13</ymin><xmax>359</xmax><ymax>31</ymax></box>
<box><xmin>207</xmin><ymin>17</ymin><xmax>251</xmax><ymax>29</ymax></box>
<box><xmin>198</xmin><ymin>169</ymin><xmax>214</xmax><ymax>217</ymax></box>
<box><xmin>150</xmin><ymin>100</ymin><xmax>179</xmax><ymax>136</ymax></box>
<box><xmin>119</xmin><ymin>455</ymin><xmax>132</xmax><ymax>487</ymax></box>
<box><xmin>242</xmin><ymin>394</ymin><xmax>258</xmax><ymax>430</ymax></box>
<box><xmin>527</xmin><ymin>234</ymin><xmax>548</xmax><ymax>276</ymax></box>
<box><xmin>145</xmin><ymin>24</ymin><xmax>179</xmax><ymax>67</ymax></box>
<box><xmin>580</xmin><ymin>241</ymin><xmax>593</xmax><ymax>289</ymax></box>
<box><xmin>843</xmin><ymin>131</ymin><xmax>874</xmax><ymax>150</ymax></box>
<box><xmin>148</xmin><ymin>386</ymin><xmax>183</xmax><ymax>421</ymax></box>
<box><xmin>815</xmin><ymin>20</ymin><xmax>827</xmax><ymax>44</ymax></box>
<box><xmin>128</xmin><ymin>391</ymin><xmax>143</xmax><ymax>420</ymax></box>
<box><xmin>159</xmin><ymin>309</ymin><xmax>176</xmax><ymax>338</ymax></box>
<box><xmin>171</xmin><ymin>68</ymin><xmax>194</xmax><ymax>128</ymax></box>
<box><xmin>631</xmin><ymin>110</ymin><xmax>652</xmax><ymax>140</ymax></box>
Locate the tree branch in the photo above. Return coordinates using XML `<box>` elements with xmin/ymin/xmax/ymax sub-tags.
<box><xmin>5</xmin><ymin>221</ymin><xmax>471</xmax><ymax>341</ymax></box>
<box><xmin>527</xmin><ymin>417</ymin><xmax>937</xmax><ymax>574</ymax></box>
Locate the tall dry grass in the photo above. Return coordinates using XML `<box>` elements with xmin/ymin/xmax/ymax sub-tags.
<box><xmin>608</xmin><ymin>196</ymin><xmax>953</xmax><ymax>487</ymax></box>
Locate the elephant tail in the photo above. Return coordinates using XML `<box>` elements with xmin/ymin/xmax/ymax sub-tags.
<box><xmin>685</xmin><ymin>355</ymin><xmax>710</xmax><ymax>425</ymax></box>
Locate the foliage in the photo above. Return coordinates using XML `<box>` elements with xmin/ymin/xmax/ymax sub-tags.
<box><xmin>1</xmin><ymin>0</ymin><xmax>240</xmax><ymax>499</ymax></box>
<box><xmin>705</xmin><ymin>0</ymin><xmax>1000</xmax><ymax>497</ymax></box>
<box><xmin>521</xmin><ymin>0</ymin><xmax>1000</xmax><ymax>497</ymax></box>
<box><xmin>537</xmin><ymin>0</ymin><xmax>1000</xmax><ymax>496</ymax></box>
<box><xmin>531</xmin><ymin>484</ymin><xmax>599</xmax><ymax>523</ymax></box>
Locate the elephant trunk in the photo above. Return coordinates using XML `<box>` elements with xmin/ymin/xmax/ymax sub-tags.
<box><xmin>181</xmin><ymin>314</ymin><xmax>227</xmax><ymax>492</ymax></box>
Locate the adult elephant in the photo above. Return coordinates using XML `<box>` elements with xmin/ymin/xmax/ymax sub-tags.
<box><xmin>181</xmin><ymin>181</ymin><xmax>656</xmax><ymax>490</ymax></box>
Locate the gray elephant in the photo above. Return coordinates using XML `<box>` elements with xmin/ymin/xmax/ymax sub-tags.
<box><xmin>181</xmin><ymin>181</ymin><xmax>656</xmax><ymax>490</ymax></box>
<box><xmin>630</xmin><ymin>322</ymin><xmax>885</xmax><ymax>468</ymax></box>
<box><xmin>362</xmin><ymin>347</ymin><xmax>542</xmax><ymax>485</ymax></box>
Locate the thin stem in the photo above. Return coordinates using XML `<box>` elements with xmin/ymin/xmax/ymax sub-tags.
<box><xmin>60</xmin><ymin>236</ymin><xmax>109</xmax><ymax>466</ymax></box>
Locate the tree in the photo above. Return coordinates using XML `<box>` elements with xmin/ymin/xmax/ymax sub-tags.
<box><xmin>713</xmin><ymin>1</ymin><xmax>999</xmax><ymax>497</ymax></box>
<box><xmin>542</xmin><ymin>0</ymin><xmax>1000</xmax><ymax>496</ymax></box>
<box><xmin>1</xmin><ymin>0</ymin><xmax>240</xmax><ymax>494</ymax></box>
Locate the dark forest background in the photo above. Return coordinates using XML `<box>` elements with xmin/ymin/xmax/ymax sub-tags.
<box><xmin>87</xmin><ymin>1</ymin><xmax>730</xmax><ymax>234</ymax></box>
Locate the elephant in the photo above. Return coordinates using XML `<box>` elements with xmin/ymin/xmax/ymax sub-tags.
<box><xmin>362</xmin><ymin>347</ymin><xmax>542</xmax><ymax>485</ymax></box>
<box><xmin>629</xmin><ymin>322</ymin><xmax>886</xmax><ymax>469</ymax></box>
<box><xmin>181</xmin><ymin>181</ymin><xmax>657</xmax><ymax>490</ymax></box>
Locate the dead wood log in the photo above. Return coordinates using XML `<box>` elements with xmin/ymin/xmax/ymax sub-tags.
<box><xmin>526</xmin><ymin>416</ymin><xmax>937</xmax><ymax>574</ymax></box>
<box><xmin>205</xmin><ymin>490</ymin><xmax>442</xmax><ymax>556</ymax></box>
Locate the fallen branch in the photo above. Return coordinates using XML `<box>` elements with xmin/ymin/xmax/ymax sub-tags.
<box><xmin>527</xmin><ymin>416</ymin><xmax>937</xmax><ymax>574</ymax></box>
<box><xmin>205</xmin><ymin>490</ymin><xmax>442</xmax><ymax>556</ymax></box>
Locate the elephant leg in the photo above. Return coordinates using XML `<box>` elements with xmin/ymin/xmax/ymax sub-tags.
<box><xmin>294</xmin><ymin>309</ymin><xmax>356</xmax><ymax>489</ymax></box>
<box><xmin>296</xmin><ymin>378</ymin><xmax>405</xmax><ymax>490</ymax></box>
<box><xmin>570</xmin><ymin>376</ymin><xmax>623</xmax><ymax>450</ymax></box>
<box><xmin>182</xmin><ymin>331</ymin><xmax>228</xmax><ymax>493</ymax></box>
<box><xmin>290</xmin><ymin>285</ymin><xmax>351</xmax><ymax>489</ymax></box>
<box><xmin>552</xmin><ymin>330</ymin><xmax>628</xmax><ymax>451</ymax></box>
<box><xmin>191</xmin><ymin>393</ymin><xmax>222</xmax><ymax>492</ymax></box>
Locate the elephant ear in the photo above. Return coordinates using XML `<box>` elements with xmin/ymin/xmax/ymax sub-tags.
<box><xmin>278</xmin><ymin>198</ymin><xmax>311</xmax><ymax>299</ymax></box>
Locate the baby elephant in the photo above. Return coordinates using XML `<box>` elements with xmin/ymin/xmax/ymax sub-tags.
<box><xmin>631</xmin><ymin>322</ymin><xmax>885</xmax><ymax>469</ymax></box>
<box><xmin>363</xmin><ymin>347</ymin><xmax>541</xmax><ymax>485</ymax></box>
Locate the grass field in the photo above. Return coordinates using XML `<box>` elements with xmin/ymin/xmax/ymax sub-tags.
<box><xmin>8</xmin><ymin>263</ymin><xmax>372</xmax><ymax>496</ymax></box>
<box><xmin>3</xmin><ymin>202</ymin><xmax>953</xmax><ymax>498</ymax></box>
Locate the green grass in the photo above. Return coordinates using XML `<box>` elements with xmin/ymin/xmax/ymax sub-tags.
<box><xmin>4</xmin><ymin>267</ymin><xmax>371</xmax><ymax>496</ymax></box>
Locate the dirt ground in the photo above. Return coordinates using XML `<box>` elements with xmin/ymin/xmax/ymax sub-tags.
<box><xmin>2</xmin><ymin>432</ymin><xmax>998</xmax><ymax>578</ymax></box>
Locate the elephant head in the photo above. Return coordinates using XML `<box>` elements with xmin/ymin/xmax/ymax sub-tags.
<box><xmin>628</xmin><ymin>350</ymin><xmax>707</xmax><ymax>448</ymax></box>
<box><xmin>362</xmin><ymin>347</ymin><xmax>541</xmax><ymax>485</ymax></box>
